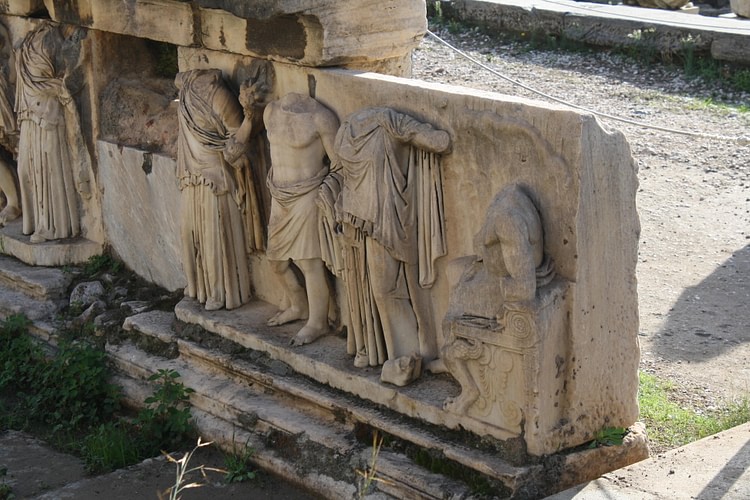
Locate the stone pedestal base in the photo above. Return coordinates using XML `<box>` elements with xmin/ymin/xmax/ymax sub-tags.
<box><xmin>0</xmin><ymin>220</ymin><xmax>103</xmax><ymax>267</ymax></box>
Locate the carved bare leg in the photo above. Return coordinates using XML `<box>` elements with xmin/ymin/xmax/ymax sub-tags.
<box><xmin>290</xmin><ymin>258</ymin><xmax>330</xmax><ymax>346</ymax></box>
<box><xmin>0</xmin><ymin>161</ymin><xmax>20</xmax><ymax>226</ymax></box>
<box><xmin>442</xmin><ymin>340</ymin><xmax>481</xmax><ymax>414</ymax></box>
<box><xmin>268</xmin><ymin>260</ymin><xmax>308</xmax><ymax>326</ymax></box>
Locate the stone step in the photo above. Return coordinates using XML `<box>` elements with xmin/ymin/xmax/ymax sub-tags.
<box><xmin>120</xmin><ymin>310</ymin><xmax>538</xmax><ymax>493</ymax></box>
<box><xmin>173</xmin><ymin>298</ymin><xmax>497</xmax><ymax>440</ymax></box>
<box><xmin>122</xmin><ymin>305</ymin><xmax>649</xmax><ymax>497</ymax></box>
<box><xmin>0</xmin><ymin>219</ymin><xmax>103</xmax><ymax>267</ymax></box>
<box><xmin>0</xmin><ymin>283</ymin><xmax>60</xmax><ymax>344</ymax></box>
<box><xmin>0</xmin><ymin>254</ymin><xmax>73</xmax><ymax>300</ymax></box>
<box><xmin>106</xmin><ymin>340</ymin><xmax>475</xmax><ymax>499</ymax></box>
<box><xmin>0</xmin><ymin>253</ymin><xmax>71</xmax><ymax>345</ymax></box>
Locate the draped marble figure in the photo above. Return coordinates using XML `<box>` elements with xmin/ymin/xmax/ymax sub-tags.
<box><xmin>264</xmin><ymin>93</ymin><xmax>340</xmax><ymax>346</ymax></box>
<box><xmin>15</xmin><ymin>22</ymin><xmax>87</xmax><ymax>243</ymax></box>
<box><xmin>0</xmin><ymin>22</ymin><xmax>19</xmax><ymax>226</ymax></box>
<box><xmin>176</xmin><ymin>69</ymin><xmax>264</xmax><ymax>311</ymax></box>
<box><xmin>334</xmin><ymin>107</ymin><xmax>451</xmax><ymax>386</ymax></box>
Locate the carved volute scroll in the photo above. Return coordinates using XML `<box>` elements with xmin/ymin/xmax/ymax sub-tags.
<box><xmin>263</xmin><ymin>92</ymin><xmax>340</xmax><ymax>347</ymax></box>
<box><xmin>0</xmin><ymin>21</ymin><xmax>19</xmax><ymax>227</ymax></box>
<box><xmin>176</xmin><ymin>67</ymin><xmax>268</xmax><ymax>311</ymax></box>
<box><xmin>333</xmin><ymin>107</ymin><xmax>451</xmax><ymax>386</ymax></box>
<box><xmin>15</xmin><ymin>21</ymin><xmax>88</xmax><ymax>243</ymax></box>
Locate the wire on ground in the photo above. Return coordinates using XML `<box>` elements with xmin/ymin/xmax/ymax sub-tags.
<box><xmin>425</xmin><ymin>29</ymin><xmax>749</xmax><ymax>146</ymax></box>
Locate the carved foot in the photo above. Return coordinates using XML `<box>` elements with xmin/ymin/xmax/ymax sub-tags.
<box><xmin>267</xmin><ymin>305</ymin><xmax>308</xmax><ymax>326</ymax></box>
<box><xmin>289</xmin><ymin>324</ymin><xmax>328</xmax><ymax>347</ymax></box>
<box><xmin>380</xmin><ymin>354</ymin><xmax>422</xmax><ymax>387</ymax></box>
<box><xmin>425</xmin><ymin>358</ymin><xmax>447</xmax><ymax>374</ymax></box>
<box><xmin>0</xmin><ymin>205</ymin><xmax>20</xmax><ymax>226</ymax></box>
<box><xmin>204</xmin><ymin>299</ymin><xmax>223</xmax><ymax>311</ymax></box>
<box><xmin>443</xmin><ymin>388</ymin><xmax>479</xmax><ymax>414</ymax></box>
<box><xmin>353</xmin><ymin>351</ymin><xmax>370</xmax><ymax>368</ymax></box>
<box><xmin>29</xmin><ymin>232</ymin><xmax>48</xmax><ymax>244</ymax></box>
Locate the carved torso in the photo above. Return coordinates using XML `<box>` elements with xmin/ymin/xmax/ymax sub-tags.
<box><xmin>264</xmin><ymin>93</ymin><xmax>330</xmax><ymax>185</ymax></box>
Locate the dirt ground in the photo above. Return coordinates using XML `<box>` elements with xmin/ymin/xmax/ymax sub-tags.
<box><xmin>0</xmin><ymin>430</ymin><xmax>319</xmax><ymax>499</ymax></box>
<box><xmin>412</xmin><ymin>27</ymin><xmax>750</xmax><ymax>411</ymax></box>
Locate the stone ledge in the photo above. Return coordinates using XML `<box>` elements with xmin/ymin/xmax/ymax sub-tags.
<box><xmin>174</xmin><ymin>297</ymin><xmax>515</xmax><ymax>446</ymax></box>
<box><xmin>0</xmin><ymin>220</ymin><xmax>103</xmax><ymax>267</ymax></box>
<box><xmin>0</xmin><ymin>254</ymin><xmax>73</xmax><ymax>300</ymax></box>
<box><xmin>114</xmin><ymin>301</ymin><xmax>649</xmax><ymax>496</ymax></box>
<box><xmin>444</xmin><ymin>0</ymin><xmax>750</xmax><ymax>66</ymax></box>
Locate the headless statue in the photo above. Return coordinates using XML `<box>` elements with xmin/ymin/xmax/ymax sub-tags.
<box><xmin>264</xmin><ymin>93</ymin><xmax>340</xmax><ymax>346</ymax></box>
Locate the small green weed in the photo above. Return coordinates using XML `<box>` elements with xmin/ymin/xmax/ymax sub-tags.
<box><xmin>82</xmin><ymin>254</ymin><xmax>122</xmax><ymax>278</ymax></box>
<box><xmin>28</xmin><ymin>340</ymin><xmax>121</xmax><ymax>432</ymax></box>
<box><xmin>639</xmin><ymin>372</ymin><xmax>750</xmax><ymax>452</ymax></box>
<box><xmin>588</xmin><ymin>426</ymin><xmax>627</xmax><ymax>448</ymax></box>
<box><xmin>82</xmin><ymin>422</ymin><xmax>143</xmax><ymax>473</ymax></box>
<box><xmin>138</xmin><ymin>369</ymin><xmax>196</xmax><ymax>452</ymax></box>
<box><xmin>224</xmin><ymin>435</ymin><xmax>257</xmax><ymax>483</ymax></box>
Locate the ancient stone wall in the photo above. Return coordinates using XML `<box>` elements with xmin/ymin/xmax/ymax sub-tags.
<box><xmin>0</xmin><ymin>0</ymin><xmax>641</xmax><ymax>463</ymax></box>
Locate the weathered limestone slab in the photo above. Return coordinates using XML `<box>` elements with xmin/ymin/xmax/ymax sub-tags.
<box><xmin>122</xmin><ymin>310</ymin><xmax>176</xmax><ymax>343</ymax></box>
<box><xmin>97</xmin><ymin>142</ymin><xmax>184</xmax><ymax>292</ymax></box>
<box><xmin>42</xmin><ymin>0</ymin><xmax>195</xmax><ymax>45</ymax></box>
<box><xmin>114</xmin><ymin>312</ymin><xmax>647</xmax><ymax>496</ymax></box>
<box><xmin>36</xmin><ymin>0</ymin><xmax>424</xmax><ymax>72</ymax></box>
<box><xmin>0</xmin><ymin>220</ymin><xmax>103</xmax><ymax>267</ymax></box>
<box><xmin>0</xmin><ymin>256</ymin><xmax>64</xmax><ymax>340</ymax></box>
<box><xmin>0</xmin><ymin>254</ymin><xmax>72</xmax><ymax>300</ymax></box>
<box><xmin>198</xmin><ymin>0</ymin><xmax>423</xmax><ymax>72</ymax></box>
<box><xmin>0</xmin><ymin>286</ymin><xmax>58</xmax><ymax>323</ymax></box>
<box><xmin>108</xmin><ymin>341</ymin><xmax>476</xmax><ymax>499</ymax></box>
<box><xmin>173</xmin><ymin>51</ymin><xmax>640</xmax><ymax>456</ymax></box>
<box><xmin>1</xmin><ymin>0</ymin><xmax>44</xmax><ymax>15</ymax></box>
<box><xmin>175</xmin><ymin>297</ymin><xmax>475</xmax><ymax>440</ymax></box>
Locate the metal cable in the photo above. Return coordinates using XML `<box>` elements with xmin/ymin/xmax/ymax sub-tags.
<box><xmin>425</xmin><ymin>29</ymin><xmax>750</xmax><ymax>145</ymax></box>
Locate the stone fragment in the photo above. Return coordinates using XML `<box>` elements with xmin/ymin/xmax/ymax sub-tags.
<box><xmin>121</xmin><ymin>300</ymin><xmax>152</xmax><ymax>314</ymax></box>
<box><xmin>70</xmin><ymin>281</ymin><xmax>105</xmax><ymax>307</ymax></box>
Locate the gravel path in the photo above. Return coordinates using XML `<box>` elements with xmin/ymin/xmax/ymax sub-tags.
<box><xmin>412</xmin><ymin>26</ymin><xmax>750</xmax><ymax>412</ymax></box>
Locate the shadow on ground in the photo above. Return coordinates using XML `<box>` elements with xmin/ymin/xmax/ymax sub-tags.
<box><xmin>653</xmin><ymin>243</ymin><xmax>750</xmax><ymax>363</ymax></box>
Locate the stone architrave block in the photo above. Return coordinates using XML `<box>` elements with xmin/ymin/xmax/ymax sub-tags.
<box><xmin>711</xmin><ymin>34</ymin><xmax>750</xmax><ymax>63</ymax></box>
<box><xmin>40</xmin><ymin>0</ymin><xmax>424</xmax><ymax>70</ymax></box>
<box><xmin>3</xmin><ymin>0</ymin><xmax>45</xmax><ymax>15</ymax></box>
<box><xmin>198</xmin><ymin>0</ymin><xmax>426</xmax><ymax>68</ymax></box>
<box><xmin>43</xmin><ymin>0</ymin><xmax>195</xmax><ymax>45</ymax></box>
<box><xmin>97</xmin><ymin>141</ymin><xmax>184</xmax><ymax>292</ymax></box>
<box><xmin>731</xmin><ymin>0</ymin><xmax>750</xmax><ymax>18</ymax></box>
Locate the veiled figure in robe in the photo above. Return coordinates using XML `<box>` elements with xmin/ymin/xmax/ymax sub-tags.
<box><xmin>334</xmin><ymin>107</ymin><xmax>451</xmax><ymax>386</ymax></box>
<box><xmin>15</xmin><ymin>22</ymin><xmax>79</xmax><ymax>242</ymax></box>
<box><xmin>176</xmin><ymin>69</ymin><xmax>264</xmax><ymax>311</ymax></box>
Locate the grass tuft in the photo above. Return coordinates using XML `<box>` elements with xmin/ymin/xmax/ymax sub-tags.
<box><xmin>639</xmin><ymin>372</ymin><xmax>750</xmax><ymax>453</ymax></box>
